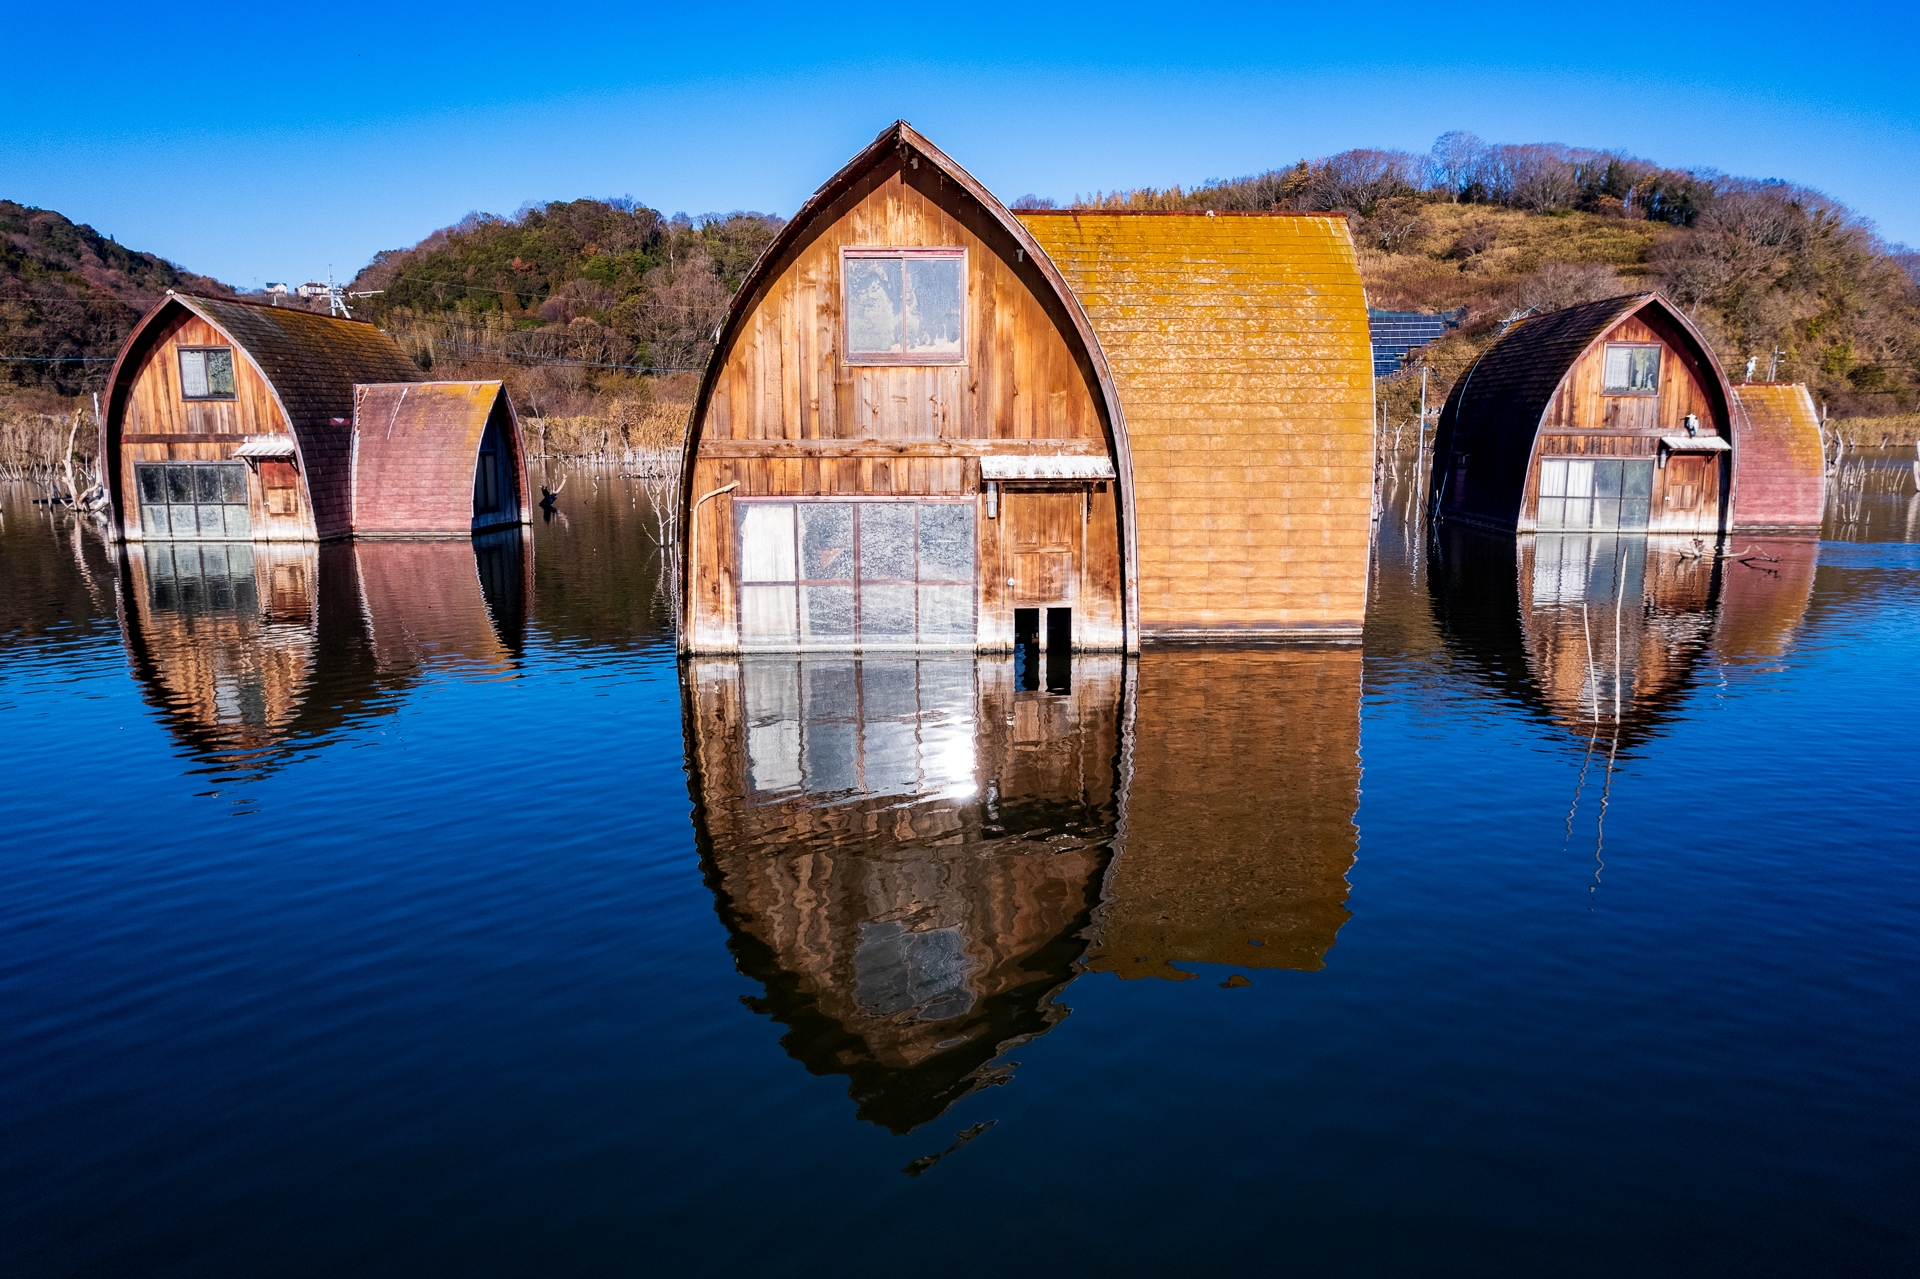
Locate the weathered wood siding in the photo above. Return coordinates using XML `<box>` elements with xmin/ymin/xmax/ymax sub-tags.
<box><xmin>117</xmin><ymin>312</ymin><xmax>313</xmax><ymax>540</ymax></box>
<box><xmin>687</xmin><ymin>164</ymin><xmax>1125</xmax><ymax>652</ymax></box>
<box><xmin>1524</xmin><ymin>314</ymin><xmax>1728</xmax><ymax>534</ymax></box>
<box><xmin>1021</xmin><ymin>212</ymin><xmax>1376</xmax><ymax>639</ymax></box>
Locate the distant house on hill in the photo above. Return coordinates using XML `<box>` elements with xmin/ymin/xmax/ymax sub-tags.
<box><xmin>100</xmin><ymin>292</ymin><xmax>530</xmax><ymax>542</ymax></box>
<box><xmin>1429</xmin><ymin>293</ymin><xmax>1739</xmax><ymax>535</ymax></box>
<box><xmin>677</xmin><ymin>120</ymin><xmax>1376</xmax><ymax>655</ymax></box>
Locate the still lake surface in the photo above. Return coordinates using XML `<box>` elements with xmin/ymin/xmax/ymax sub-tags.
<box><xmin>3</xmin><ymin>459</ymin><xmax>1918</xmax><ymax>1276</ymax></box>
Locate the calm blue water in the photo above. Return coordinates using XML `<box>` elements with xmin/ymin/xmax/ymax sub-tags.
<box><xmin>4</xmin><ymin>462</ymin><xmax>1918</xmax><ymax>1276</ymax></box>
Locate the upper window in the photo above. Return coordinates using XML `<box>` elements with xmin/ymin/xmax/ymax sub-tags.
<box><xmin>843</xmin><ymin>248</ymin><xmax>965</xmax><ymax>364</ymax></box>
<box><xmin>178</xmin><ymin>347</ymin><xmax>237</xmax><ymax>400</ymax></box>
<box><xmin>1602</xmin><ymin>343</ymin><xmax>1660</xmax><ymax>395</ymax></box>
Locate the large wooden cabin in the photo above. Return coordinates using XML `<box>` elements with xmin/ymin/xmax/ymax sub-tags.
<box><xmin>102</xmin><ymin>294</ymin><xmax>531</xmax><ymax>542</ymax></box>
<box><xmin>677</xmin><ymin>122</ymin><xmax>1376</xmax><ymax>654</ymax></box>
<box><xmin>1430</xmin><ymin>293</ymin><xmax>1738</xmax><ymax>536</ymax></box>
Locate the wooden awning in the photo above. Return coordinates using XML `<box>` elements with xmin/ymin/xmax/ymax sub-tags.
<box><xmin>979</xmin><ymin>454</ymin><xmax>1116</xmax><ymax>481</ymax></box>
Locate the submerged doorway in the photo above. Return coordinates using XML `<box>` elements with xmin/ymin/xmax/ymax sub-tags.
<box><xmin>1003</xmin><ymin>487</ymin><xmax>1082</xmax><ymax>651</ymax></box>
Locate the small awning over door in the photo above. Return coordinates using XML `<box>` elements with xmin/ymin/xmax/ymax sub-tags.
<box><xmin>979</xmin><ymin>454</ymin><xmax>1116</xmax><ymax>482</ymax></box>
<box><xmin>232</xmin><ymin>436</ymin><xmax>298</xmax><ymax>460</ymax></box>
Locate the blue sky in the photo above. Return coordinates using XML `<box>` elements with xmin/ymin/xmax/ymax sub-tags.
<box><xmin>10</xmin><ymin>0</ymin><xmax>1917</xmax><ymax>287</ymax></box>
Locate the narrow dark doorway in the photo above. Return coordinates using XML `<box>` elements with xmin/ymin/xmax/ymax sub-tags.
<box><xmin>1045</xmin><ymin>609</ymin><xmax>1072</xmax><ymax>694</ymax></box>
<box><xmin>1014</xmin><ymin>608</ymin><xmax>1040</xmax><ymax>691</ymax></box>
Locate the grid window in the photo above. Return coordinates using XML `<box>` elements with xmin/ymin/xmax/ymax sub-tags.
<box><xmin>134</xmin><ymin>462</ymin><xmax>251</xmax><ymax>540</ymax></box>
<box><xmin>178</xmin><ymin>347</ymin><xmax>237</xmax><ymax>400</ymax></box>
<box><xmin>1538</xmin><ymin>458</ymin><xmax>1653</xmax><ymax>531</ymax></box>
<box><xmin>737</xmin><ymin>499</ymin><xmax>975</xmax><ymax>649</ymax></box>
<box><xmin>843</xmin><ymin>249</ymin><xmax>965</xmax><ymax>363</ymax></box>
<box><xmin>1602</xmin><ymin>344</ymin><xmax>1660</xmax><ymax>395</ymax></box>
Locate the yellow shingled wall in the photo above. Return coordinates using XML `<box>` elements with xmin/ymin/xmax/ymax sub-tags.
<box><xmin>1019</xmin><ymin>212</ymin><xmax>1376</xmax><ymax>637</ymax></box>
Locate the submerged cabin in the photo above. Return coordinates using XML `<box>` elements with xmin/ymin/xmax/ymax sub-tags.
<box><xmin>102</xmin><ymin>293</ymin><xmax>530</xmax><ymax>542</ymax></box>
<box><xmin>1430</xmin><ymin>293</ymin><xmax>1737</xmax><ymax>536</ymax></box>
<box><xmin>677</xmin><ymin>121</ymin><xmax>1375</xmax><ymax>654</ymax></box>
<box><xmin>1729</xmin><ymin>383</ymin><xmax>1826</xmax><ymax>532</ymax></box>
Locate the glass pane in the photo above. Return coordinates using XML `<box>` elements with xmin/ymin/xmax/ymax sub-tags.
<box><xmin>798</xmin><ymin>503</ymin><xmax>854</xmax><ymax>581</ymax></box>
<box><xmin>859</xmin><ymin>584</ymin><xmax>917</xmax><ymax>646</ymax></box>
<box><xmin>136</xmin><ymin>465</ymin><xmax>166</xmax><ymax>505</ymax></box>
<box><xmin>917</xmin><ymin>585</ymin><xmax>974</xmax><ymax>646</ymax></box>
<box><xmin>1629</xmin><ymin>346</ymin><xmax>1660</xmax><ymax>391</ymax></box>
<box><xmin>903</xmin><ymin>256</ymin><xmax>963</xmax><ymax>357</ymax></box>
<box><xmin>1538</xmin><ymin>458</ymin><xmax>1568</xmax><ymax>498</ymax></box>
<box><xmin>224</xmin><ymin>505</ymin><xmax>252</xmax><ymax>537</ymax></box>
<box><xmin>1537</xmin><ymin>498</ymin><xmax>1565</xmax><ymax>530</ymax></box>
<box><xmin>166</xmin><ymin>464</ymin><xmax>195</xmax><ymax>505</ymax></box>
<box><xmin>1593</xmin><ymin>459</ymin><xmax>1624</xmax><ymax>498</ymax></box>
<box><xmin>739</xmin><ymin>585</ymin><xmax>797</xmax><ymax>645</ymax></box>
<box><xmin>195</xmin><ymin>465</ymin><xmax>223</xmax><ymax>504</ymax></box>
<box><xmin>178</xmin><ymin>349</ymin><xmax>208</xmax><ymax>397</ymax></box>
<box><xmin>198</xmin><ymin>505</ymin><xmax>226</xmax><ymax>536</ymax></box>
<box><xmin>858</xmin><ymin>504</ymin><xmax>915</xmax><ymax>580</ymax></box>
<box><xmin>169</xmin><ymin>505</ymin><xmax>199</xmax><ymax>537</ymax></box>
<box><xmin>1564</xmin><ymin>461</ymin><xmax>1594</xmax><ymax>498</ymax></box>
<box><xmin>738</xmin><ymin>504</ymin><xmax>796</xmax><ymax>582</ymax></box>
<box><xmin>205</xmin><ymin>349</ymin><xmax>236</xmax><ymax>396</ymax></box>
<box><xmin>799</xmin><ymin>585</ymin><xmax>855</xmax><ymax>645</ymax></box>
<box><xmin>916</xmin><ymin>504</ymin><xmax>974</xmax><ymax>581</ymax></box>
<box><xmin>845</xmin><ymin>257</ymin><xmax>903</xmax><ymax>355</ymax></box>
<box><xmin>219</xmin><ymin>464</ymin><xmax>249</xmax><ymax>504</ymax></box>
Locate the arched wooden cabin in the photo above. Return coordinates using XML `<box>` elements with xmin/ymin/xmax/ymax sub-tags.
<box><xmin>678</xmin><ymin>121</ymin><xmax>1376</xmax><ymax>653</ymax></box>
<box><xmin>1729</xmin><ymin>383</ymin><xmax>1826</xmax><ymax>531</ymax></box>
<box><xmin>102</xmin><ymin>293</ymin><xmax>531</xmax><ymax>542</ymax></box>
<box><xmin>1430</xmin><ymin>293</ymin><xmax>1737</xmax><ymax>536</ymax></box>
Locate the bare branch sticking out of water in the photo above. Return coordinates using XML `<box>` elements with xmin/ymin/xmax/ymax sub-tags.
<box><xmin>902</xmin><ymin>1121</ymin><xmax>996</xmax><ymax>1178</ymax></box>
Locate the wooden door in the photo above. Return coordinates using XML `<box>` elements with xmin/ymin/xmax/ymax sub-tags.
<box><xmin>1004</xmin><ymin>489</ymin><xmax>1081</xmax><ymax>606</ymax></box>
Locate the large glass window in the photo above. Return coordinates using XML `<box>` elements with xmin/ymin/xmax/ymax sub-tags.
<box><xmin>737</xmin><ymin>500</ymin><xmax>975</xmax><ymax>649</ymax></box>
<box><xmin>1537</xmin><ymin>458</ymin><xmax>1653</xmax><ymax>531</ymax></box>
<box><xmin>1602</xmin><ymin>344</ymin><xmax>1660</xmax><ymax>395</ymax></box>
<box><xmin>843</xmin><ymin>249</ymin><xmax>965</xmax><ymax>363</ymax></box>
<box><xmin>178</xmin><ymin>347</ymin><xmax>237</xmax><ymax>400</ymax></box>
<box><xmin>135</xmin><ymin>462</ymin><xmax>251</xmax><ymax>539</ymax></box>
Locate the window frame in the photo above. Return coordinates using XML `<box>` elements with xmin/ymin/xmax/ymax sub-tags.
<box><xmin>734</xmin><ymin>496</ymin><xmax>977</xmax><ymax>650</ymax></box>
<box><xmin>841</xmin><ymin>247</ymin><xmax>968</xmax><ymax>367</ymax></box>
<box><xmin>1601</xmin><ymin>342</ymin><xmax>1662</xmax><ymax>397</ymax></box>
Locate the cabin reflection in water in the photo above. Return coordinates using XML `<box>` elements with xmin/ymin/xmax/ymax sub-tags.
<box><xmin>122</xmin><ymin>533</ymin><xmax>532</xmax><ymax>765</ymax></box>
<box><xmin>684</xmin><ymin>649</ymin><xmax>1362</xmax><ymax>1132</ymax></box>
<box><xmin>1430</xmin><ymin>526</ymin><xmax>1818</xmax><ymax>743</ymax></box>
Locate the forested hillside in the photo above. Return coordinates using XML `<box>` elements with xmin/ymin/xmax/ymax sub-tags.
<box><xmin>0</xmin><ymin>201</ymin><xmax>234</xmax><ymax>403</ymax></box>
<box><xmin>7</xmin><ymin>129</ymin><xmax>1918</xmax><ymax>459</ymax></box>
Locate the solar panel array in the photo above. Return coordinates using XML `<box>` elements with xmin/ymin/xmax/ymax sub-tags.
<box><xmin>1368</xmin><ymin>309</ymin><xmax>1463</xmax><ymax>378</ymax></box>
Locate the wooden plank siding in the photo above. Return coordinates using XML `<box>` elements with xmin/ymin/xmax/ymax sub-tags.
<box><xmin>1020</xmin><ymin>212</ymin><xmax>1376</xmax><ymax>639</ymax></box>
<box><xmin>683</xmin><ymin>125</ymin><xmax>1128</xmax><ymax>653</ymax></box>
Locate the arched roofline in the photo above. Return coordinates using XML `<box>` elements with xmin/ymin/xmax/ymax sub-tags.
<box><xmin>677</xmin><ymin>120</ymin><xmax>1139</xmax><ymax>650</ymax></box>
<box><xmin>101</xmin><ymin>292</ymin><xmax>317</xmax><ymax>537</ymax></box>
<box><xmin>1434</xmin><ymin>291</ymin><xmax>1737</xmax><ymax>531</ymax></box>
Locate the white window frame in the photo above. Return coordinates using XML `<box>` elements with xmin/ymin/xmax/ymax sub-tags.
<box><xmin>841</xmin><ymin>247</ymin><xmax>967</xmax><ymax>366</ymax></box>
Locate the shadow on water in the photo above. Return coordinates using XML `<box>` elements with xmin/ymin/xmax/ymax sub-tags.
<box><xmin>683</xmin><ymin>647</ymin><xmax>1362</xmax><ymax>1134</ymax></box>
<box><xmin>118</xmin><ymin>532</ymin><xmax>535</xmax><ymax>777</ymax></box>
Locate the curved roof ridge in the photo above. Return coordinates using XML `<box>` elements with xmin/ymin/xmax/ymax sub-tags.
<box><xmin>680</xmin><ymin>119</ymin><xmax>1140</xmax><ymax>646</ymax></box>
